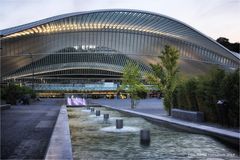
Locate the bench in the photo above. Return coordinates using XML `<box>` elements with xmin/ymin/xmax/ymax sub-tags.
<box><xmin>0</xmin><ymin>104</ymin><xmax>11</xmax><ymax>110</ymax></box>
<box><xmin>171</xmin><ymin>108</ymin><xmax>204</xmax><ymax>122</ymax></box>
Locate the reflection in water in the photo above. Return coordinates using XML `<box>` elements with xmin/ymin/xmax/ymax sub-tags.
<box><xmin>101</xmin><ymin>126</ymin><xmax>140</xmax><ymax>132</ymax></box>
<box><xmin>68</xmin><ymin>107</ymin><xmax>238</xmax><ymax>160</ymax></box>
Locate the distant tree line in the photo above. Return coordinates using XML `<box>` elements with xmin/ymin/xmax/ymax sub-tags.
<box><xmin>216</xmin><ymin>37</ymin><xmax>240</xmax><ymax>53</ymax></box>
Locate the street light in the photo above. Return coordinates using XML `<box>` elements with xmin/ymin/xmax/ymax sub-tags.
<box><xmin>0</xmin><ymin>35</ymin><xmax>3</xmax><ymax>83</ymax></box>
<box><xmin>29</xmin><ymin>53</ymin><xmax>35</xmax><ymax>90</ymax></box>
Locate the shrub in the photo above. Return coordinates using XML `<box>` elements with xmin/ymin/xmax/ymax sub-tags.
<box><xmin>221</xmin><ymin>69</ymin><xmax>239</xmax><ymax>127</ymax></box>
<box><xmin>1</xmin><ymin>83</ymin><xmax>36</xmax><ymax>105</ymax></box>
<box><xmin>185</xmin><ymin>78</ymin><xmax>199</xmax><ymax>111</ymax></box>
<box><xmin>173</xmin><ymin>67</ymin><xmax>239</xmax><ymax>128</ymax></box>
<box><xmin>137</xmin><ymin>90</ymin><xmax>147</xmax><ymax>99</ymax></box>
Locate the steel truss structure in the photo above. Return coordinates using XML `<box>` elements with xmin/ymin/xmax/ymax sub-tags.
<box><xmin>0</xmin><ymin>9</ymin><xmax>239</xmax><ymax>83</ymax></box>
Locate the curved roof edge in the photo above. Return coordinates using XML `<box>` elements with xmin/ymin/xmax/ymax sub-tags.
<box><xmin>1</xmin><ymin>9</ymin><xmax>239</xmax><ymax>60</ymax></box>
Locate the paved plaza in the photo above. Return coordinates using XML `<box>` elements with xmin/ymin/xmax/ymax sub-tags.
<box><xmin>90</xmin><ymin>98</ymin><xmax>167</xmax><ymax>116</ymax></box>
<box><xmin>1</xmin><ymin>99</ymin><xmax>62</xmax><ymax>159</ymax></box>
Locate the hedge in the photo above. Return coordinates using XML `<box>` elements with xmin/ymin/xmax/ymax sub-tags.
<box><xmin>172</xmin><ymin>68</ymin><xmax>239</xmax><ymax>128</ymax></box>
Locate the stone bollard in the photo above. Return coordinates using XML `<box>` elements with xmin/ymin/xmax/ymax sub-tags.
<box><xmin>90</xmin><ymin>108</ymin><xmax>95</xmax><ymax>112</ymax></box>
<box><xmin>116</xmin><ymin>119</ymin><xmax>123</xmax><ymax>129</ymax></box>
<box><xmin>103</xmin><ymin>114</ymin><xmax>109</xmax><ymax>121</ymax></box>
<box><xmin>96</xmin><ymin>110</ymin><xmax>100</xmax><ymax>116</ymax></box>
<box><xmin>140</xmin><ymin>129</ymin><xmax>150</xmax><ymax>145</ymax></box>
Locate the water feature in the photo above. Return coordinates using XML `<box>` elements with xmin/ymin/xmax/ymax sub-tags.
<box><xmin>67</xmin><ymin>97</ymin><xmax>86</xmax><ymax>106</ymax></box>
<box><xmin>68</xmin><ymin>107</ymin><xmax>239</xmax><ymax>159</ymax></box>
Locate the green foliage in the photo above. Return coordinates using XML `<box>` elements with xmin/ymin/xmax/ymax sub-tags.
<box><xmin>146</xmin><ymin>45</ymin><xmax>179</xmax><ymax>115</ymax></box>
<box><xmin>1</xmin><ymin>83</ymin><xmax>36</xmax><ymax>105</ymax></box>
<box><xmin>173</xmin><ymin>68</ymin><xmax>239</xmax><ymax>127</ymax></box>
<box><xmin>221</xmin><ymin>69</ymin><xmax>239</xmax><ymax>127</ymax></box>
<box><xmin>185</xmin><ymin>78</ymin><xmax>199</xmax><ymax>111</ymax></box>
<box><xmin>216</xmin><ymin>37</ymin><xmax>240</xmax><ymax>53</ymax></box>
<box><xmin>119</xmin><ymin>61</ymin><xmax>147</xmax><ymax>109</ymax></box>
<box><xmin>136</xmin><ymin>90</ymin><xmax>148</xmax><ymax>99</ymax></box>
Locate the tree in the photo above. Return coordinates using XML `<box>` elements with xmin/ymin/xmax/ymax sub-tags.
<box><xmin>216</xmin><ymin>37</ymin><xmax>240</xmax><ymax>53</ymax></box>
<box><xmin>119</xmin><ymin>61</ymin><xmax>147</xmax><ymax>109</ymax></box>
<box><xmin>146</xmin><ymin>45</ymin><xmax>179</xmax><ymax>115</ymax></box>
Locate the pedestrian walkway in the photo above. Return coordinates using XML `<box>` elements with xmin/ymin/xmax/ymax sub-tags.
<box><xmin>1</xmin><ymin>99</ymin><xmax>62</xmax><ymax>159</ymax></box>
<box><xmin>91</xmin><ymin>98</ymin><xmax>167</xmax><ymax>116</ymax></box>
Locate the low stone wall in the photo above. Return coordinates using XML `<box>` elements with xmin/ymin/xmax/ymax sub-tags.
<box><xmin>66</xmin><ymin>104</ymin><xmax>102</xmax><ymax>108</ymax></box>
<box><xmin>45</xmin><ymin>106</ymin><xmax>73</xmax><ymax>160</ymax></box>
<box><xmin>171</xmin><ymin>109</ymin><xmax>204</xmax><ymax>122</ymax></box>
<box><xmin>0</xmin><ymin>104</ymin><xmax>11</xmax><ymax>110</ymax></box>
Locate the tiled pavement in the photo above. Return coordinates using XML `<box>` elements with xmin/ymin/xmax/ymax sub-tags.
<box><xmin>1</xmin><ymin>99</ymin><xmax>62</xmax><ymax>159</ymax></box>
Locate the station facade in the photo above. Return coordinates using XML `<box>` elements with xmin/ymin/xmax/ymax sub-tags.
<box><xmin>1</xmin><ymin>9</ymin><xmax>239</xmax><ymax>88</ymax></box>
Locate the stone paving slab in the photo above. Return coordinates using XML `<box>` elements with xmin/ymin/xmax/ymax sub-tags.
<box><xmin>35</xmin><ymin>120</ymin><xmax>55</xmax><ymax>128</ymax></box>
<box><xmin>1</xmin><ymin>99</ymin><xmax>61</xmax><ymax>159</ymax></box>
<box><xmin>46</xmin><ymin>111</ymin><xmax>57</xmax><ymax>117</ymax></box>
<box><xmin>8</xmin><ymin>140</ymin><xmax>42</xmax><ymax>159</ymax></box>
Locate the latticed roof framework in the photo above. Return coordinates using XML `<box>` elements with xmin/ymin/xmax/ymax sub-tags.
<box><xmin>1</xmin><ymin>9</ymin><xmax>239</xmax><ymax>81</ymax></box>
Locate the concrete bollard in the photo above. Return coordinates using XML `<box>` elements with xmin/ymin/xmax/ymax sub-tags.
<box><xmin>103</xmin><ymin>114</ymin><xmax>109</xmax><ymax>121</ymax></box>
<box><xmin>140</xmin><ymin>129</ymin><xmax>150</xmax><ymax>145</ymax></box>
<box><xmin>96</xmin><ymin>110</ymin><xmax>100</xmax><ymax>116</ymax></box>
<box><xmin>86</xmin><ymin>106</ymin><xmax>90</xmax><ymax>110</ymax></box>
<box><xmin>116</xmin><ymin>119</ymin><xmax>123</xmax><ymax>129</ymax></box>
<box><xmin>90</xmin><ymin>108</ymin><xmax>95</xmax><ymax>112</ymax></box>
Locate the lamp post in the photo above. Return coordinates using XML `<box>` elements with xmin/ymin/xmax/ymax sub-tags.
<box><xmin>0</xmin><ymin>35</ymin><xmax>3</xmax><ymax>83</ymax></box>
<box><xmin>29</xmin><ymin>53</ymin><xmax>34</xmax><ymax>90</ymax></box>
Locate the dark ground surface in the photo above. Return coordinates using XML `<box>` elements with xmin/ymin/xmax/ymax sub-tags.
<box><xmin>1</xmin><ymin>99</ymin><xmax>62</xmax><ymax>159</ymax></box>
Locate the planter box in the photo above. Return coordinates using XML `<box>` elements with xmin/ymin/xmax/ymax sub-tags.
<box><xmin>171</xmin><ymin>108</ymin><xmax>204</xmax><ymax>122</ymax></box>
<box><xmin>0</xmin><ymin>104</ymin><xmax>11</xmax><ymax>110</ymax></box>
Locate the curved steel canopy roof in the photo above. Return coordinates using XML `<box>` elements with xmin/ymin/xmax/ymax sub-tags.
<box><xmin>1</xmin><ymin>9</ymin><xmax>239</xmax><ymax>80</ymax></box>
<box><xmin>1</xmin><ymin>9</ymin><xmax>238</xmax><ymax>59</ymax></box>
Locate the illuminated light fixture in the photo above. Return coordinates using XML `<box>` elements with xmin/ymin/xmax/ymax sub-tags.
<box><xmin>32</xmin><ymin>28</ymin><xmax>38</xmax><ymax>33</ymax></box>
<box><xmin>42</xmin><ymin>26</ymin><xmax>46</xmax><ymax>31</ymax></box>
<box><xmin>37</xmin><ymin>27</ymin><xmax>42</xmax><ymax>33</ymax></box>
